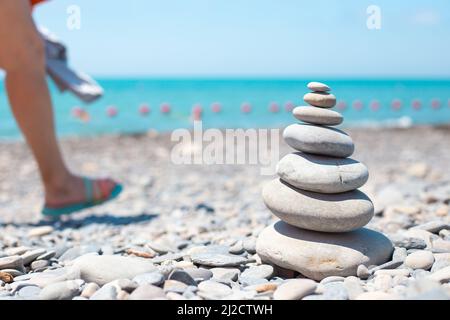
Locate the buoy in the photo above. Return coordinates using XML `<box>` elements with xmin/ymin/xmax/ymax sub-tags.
<box><xmin>448</xmin><ymin>99</ymin><xmax>450</xmax><ymax>108</ymax></box>
<box><xmin>336</xmin><ymin>101</ymin><xmax>347</xmax><ymax>111</ymax></box>
<box><xmin>211</xmin><ymin>102</ymin><xmax>222</xmax><ymax>113</ymax></box>
<box><xmin>269</xmin><ymin>102</ymin><xmax>280</xmax><ymax>113</ymax></box>
<box><xmin>412</xmin><ymin>99</ymin><xmax>421</xmax><ymax>110</ymax></box>
<box><xmin>431</xmin><ymin>99</ymin><xmax>441</xmax><ymax>110</ymax></box>
<box><xmin>192</xmin><ymin>104</ymin><xmax>203</xmax><ymax>121</ymax></box>
<box><xmin>391</xmin><ymin>99</ymin><xmax>402</xmax><ymax>111</ymax></box>
<box><xmin>160</xmin><ymin>103</ymin><xmax>171</xmax><ymax>114</ymax></box>
<box><xmin>241</xmin><ymin>102</ymin><xmax>252</xmax><ymax>114</ymax></box>
<box><xmin>284</xmin><ymin>101</ymin><xmax>295</xmax><ymax>112</ymax></box>
<box><xmin>353</xmin><ymin>100</ymin><xmax>363</xmax><ymax>111</ymax></box>
<box><xmin>139</xmin><ymin>104</ymin><xmax>150</xmax><ymax>116</ymax></box>
<box><xmin>71</xmin><ymin>106</ymin><xmax>84</xmax><ymax>118</ymax></box>
<box><xmin>370</xmin><ymin>100</ymin><xmax>380</xmax><ymax>111</ymax></box>
<box><xmin>106</xmin><ymin>106</ymin><xmax>118</xmax><ymax>117</ymax></box>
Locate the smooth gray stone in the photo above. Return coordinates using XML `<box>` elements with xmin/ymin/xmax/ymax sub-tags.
<box><xmin>197</xmin><ymin>280</ymin><xmax>232</xmax><ymax>298</ymax></box>
<box><xmin>262</xmin><ymin>179</ymin><xmax>374</xmax><ymax>232</ymax></box>
<box><xmin>21</xmin><ymin>249</ymin><xmax>47</xmax><ymax>265</ymax></box>
<box><xmin>115</xmin><ymin>279</ymin><xmax>139</xmax><ymax>292</ymax></box>
<box><xmin>150</xmin><ymin>253</ymin><xmax>184</xmax><ymax>264</ymax></box>
<box><xmin>210</xmin><ymin>268</ymin><xmax>240</xmax><ymax>283</ymax></box>
<box><xmin>183</xmin><ymin>268</ymin><xmax>213</xmax><ymax>283</ymax></box>
<box><xmin>256</xmin><ymin>221</ymin><xmax>393</xmax><ymax>281</ymax></box>
<box><xmin>73</xmin><ymin>255</ymin><xmax>156</xmax><ymax>286</ymax></box>
<box><xmin>431</xmin><ymin>253</ymin><xmax>450</xmax><ymax>273</ymax></box>
<box><xmin>18</xmin><ymin>285</ymin><xmax>41</xmax><ymax>299</ymax></box>
<box><xmin>393</xmin><ymin>236</ymin><xmax>427</xmax><ymax>250</ymax></box>
<box><xmin>0</xmin><ymin>256</ymin><xmax>24</xmax><ymax>271</ymax></box>
<box><xmin>369</xmin><ymin>260</ymin><xmax>403</xmax><ymax>273</ymax></box>
<box><xmin>283</xmin><ymin>124</ymin><xmax>354</xmax><ymax>158</ymax></box>
<box><xmin>163</xmin><ymin>280</ymin><xmax>188</xmax><ymax>293</ymax></box>
<box><xmin>240</xmin><ymin>265</ymin><xmax>274</xmax><ymax>280</ymax></box>
<box><xmin>411</xmin><ymin>221</ymin><xmax>450</xmax><ymax>234</ymax></box>
<box><xmin>307</xmin><ymin>81</ymin><xmax>331</xmax><ymax>92</ymax></box>
<box><xmin>277</xmin><ymin>153</ymin><xmax>368</xmax><ymax>194</ymax></box>
<box><xmin>36</xmin><ymin>251</ymin><xmax>56</xmax><ymax>261</ymax></box>
<box><xmin>191</xmin><ymin>253</ymin><xmax>249</xmax><ymax>267</ymax></box>
<box><xmin>90</xmin><ymin>284</ymin><xmax>117</xmax><ymax>300</ymax></box>
<box><xmin>39</xmin><ymin>280</ymin><xmax>81</xmax><ymax>300</ymax></box>
<box><xmin>132</xmin><ymin>272</ymin><xmax>165</xmax><ymax>286</ymax></box>
<box><xmin>293</xmin><ymin>106</ymin><xmax>342</xmax><ymax>125</ymax></box>
<box><xmin>323</xmin><ymin>282</ymin><xmax>349</xmax><ymax>300</ymax></box>
<box><xmin>243</xmin><ymin>238</ymin><xmax>257</xmax><ymax>254</ymax></box>
<box><xmin>128</xmin><ymin>284</ymin><xmax>166</xmax><ymax>300</ymax></box>
<box><xmin>168</xmin><ymin>270</ymin><xmax>197</xmax><ymax>286</ymax></box>
<box><xmin>304</xmin><ymin>92</ymin><xmax>336</xmax><ymax>108</ymax></box>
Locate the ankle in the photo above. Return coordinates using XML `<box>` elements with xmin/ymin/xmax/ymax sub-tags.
<box><xmin>43</xmin><ymin>171</ymin><xmax>77</xmax><ymax>194</ymax></box>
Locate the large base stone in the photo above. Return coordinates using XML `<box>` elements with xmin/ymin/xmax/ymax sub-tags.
<box><xmin>256</xmin><ymin>221</ymin><xmax>393</xmax><ymax>281</ymax></box>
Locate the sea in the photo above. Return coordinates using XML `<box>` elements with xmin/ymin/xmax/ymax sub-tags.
<box><xmin>1</xmin><ymin>78</ymin><xmax>449</xmax><ymax>140</ymax></box>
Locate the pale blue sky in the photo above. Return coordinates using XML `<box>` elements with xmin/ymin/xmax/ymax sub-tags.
<box><xmin>33</xmin><ymin>0</ymin><xmax>450</xmax><ymax>78</ymax></box>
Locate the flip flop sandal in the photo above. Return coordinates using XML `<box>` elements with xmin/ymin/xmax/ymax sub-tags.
<box><xmin>42</xmin><ymin>177</ymin><xmax>123</xmax><ymax>217</ymax></box>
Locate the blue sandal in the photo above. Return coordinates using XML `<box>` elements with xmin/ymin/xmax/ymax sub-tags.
<box><xmin>42</xmin><ymin>178</ymin><xmax>123</xmax><ymax>217</ymax></box>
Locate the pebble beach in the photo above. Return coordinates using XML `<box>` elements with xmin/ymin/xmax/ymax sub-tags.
<box><xmin>1</xmin><ymin>124</ymin><xmax>450</xmax><ymax>300</ymax></box>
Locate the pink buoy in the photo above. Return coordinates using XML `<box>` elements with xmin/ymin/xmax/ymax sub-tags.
<box><xmin>412</xmin><ymin>99</ymin><xmax>422</xmax><ymax>111</ymax></box>
<box><xmin>431</xmin><ymin>99</ymin><xmax>441</xmax><ymax>110</ymax></box>
<box><xmin>211</xmin><ymin>102</ymin><xmax>222</xmax><ymax>113</ymax></box>
<box><xmin>284</xmin><ymin>101</ymin><xmax>295</xmax><ymax>112</ymax></box>
<box><xmin>269</xmin><ymin>102</ymin><xmax>280</xmax><ymax>113</ymax></box>
<box><xmin>241</xmin><ymin>102</ymin><xmax>252</xmax><ymax>114</ymax></box>
<box><xmin>353</xmin><ymin>100</ymin><xmax>363</xmax><ymax>111</ymax></box>
<box><xmin>192</xmin><ymin>104</ymin><xmax>203</xmax><ymax>121</ymax></box>
<box><xmin>336</xmin><ymin>101</ymin><xmax>347</xmax><ymax>111</ymax></box>
<box><xmin>160</xmin><ymin>103</ymin><xmax>171</xmax><ymax>114</ymax></box>
<box><xmin>391</xmin><ymin>99</ymin><xmax>402</xmax><ymax>111</ymax></box>
<box><xmin>370</xmin><ymin>100</ymin><xmax>380</xmax><ymax>111</ymax></box>
<box><xmin>71</xmin><ymin>106</ymin><xmax>84</xmax><ymax>118</ymax></box>
<box><xmin>448</xmin><ymin>99</ymin><xmax>450</xmax><ymax>108</ymax></box>
<box><xmin>139</xmin><ymin>104</ymin><xmax>150</xmax><ymax>116</ymax></box>
<box><xmin>106</xmin><ymin>106</ymin><xmax>118</xmax><ymax>117</ymax></box>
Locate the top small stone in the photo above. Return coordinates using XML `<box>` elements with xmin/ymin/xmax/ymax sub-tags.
<box><xmin>307</xmin><ymin>82</ymin><xmax>330</xmax><ymax>92</ymax></box>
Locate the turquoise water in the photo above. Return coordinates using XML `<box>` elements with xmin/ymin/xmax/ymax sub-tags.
<box><xmin>1</xmin><ymin>79</ymin><xmax>450</xmax><ymax>139</ymax></box>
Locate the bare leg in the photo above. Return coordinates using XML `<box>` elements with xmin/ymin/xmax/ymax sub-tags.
<box><xmin>0</xmin><ymin>0</ymin><xmax>116</xmax><ymax>208</ymax></box>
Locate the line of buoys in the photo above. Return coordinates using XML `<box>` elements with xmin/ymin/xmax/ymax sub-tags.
<box><xmin>160</xmin><ymin>103</ymin><xmax>171</xmax><ymax>114</ymax></box>
<box><xmin>284</xmin><ymin>101</ymin><xmax>295</xmax><ymax>112</ymax></box>
<box><xmin>336</xmin><ymin>101</ymin><xmax>347</xmax><ymax>111</ymax></box>
<box><xmin>106</xmin><ymin>105</ymin><xmax>118</xmax><ymax>117</ymax></box>
<box><xmin>269</xmin><ymin>102</ymin><xmax>280</xmax><ymax>113</ymax></box>
<box><xmin>211</xmin><ymin>102</ymin><xmax>222</xmax><ymax>113</ymax></box>
<box><xmin>241</xmin><ymin>102</ymin><xmax>252</xmax><ymax>114</ymax></box>
<box><xmin>71</xmin><ymin>106</ymin><xmax>90</xmax><ymax>122</ymax></box>
<box><xmin>139</xmin><ymin>104</ymin><xmax>150</xmax><ymax>116</ymax></box>
<box><xmin>72</xmin><ymin>97</ymin><xmax>450</xmax><ymax>120</ymax></box>
<box><xmin>391</xmin><ymin>99</ymin><xmax>402</xmax><ymax>111</ymax></box>
<box><xmin>370</xmin><ymin>100</ymin><xmax>380</xmax><ymax>111</ymax></box>
<box><xmin>431</xmin><ymin>99</ymin><xmax>441</xmax><ymax>110</ymax></box>
<box><xmin>412</xmin><ymin>99</ymin><xmax>422</xmax><ymax>110</ymax></box>
<box><xmin>353</xmin><ymin>100</ymin><xmax>363</xmax><ymax>111</ymax></box>
<box><xmin>192</xmin><ymin>104</ymin><xmax>203</xmax><ymax>121</ymax></box>
<box><xmin>71</xmin><ymin>106</ymin><xmax>84</xmax><ymax>118</ymax></box>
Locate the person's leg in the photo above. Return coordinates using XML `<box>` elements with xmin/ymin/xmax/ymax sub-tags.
<box><xmin>0</xmin><ymin>0</ymin><xmax>116</xmax><ymax>208</ymax></box>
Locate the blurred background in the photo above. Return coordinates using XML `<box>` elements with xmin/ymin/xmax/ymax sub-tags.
<box><xmin>0</xmin><ymin>0</ymin><xmax>449</xmax><ymax>138</ymax></box>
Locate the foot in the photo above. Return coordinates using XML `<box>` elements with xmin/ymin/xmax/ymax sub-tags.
<box><xmin>44</xmin><ymin>175</ymin><xmax>118</xmax><ymax>209</ymax></box>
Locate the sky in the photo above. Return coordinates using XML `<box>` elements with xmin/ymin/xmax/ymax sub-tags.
<box><xmin>32</xmin><ymin>0</ymin><xmax>450</xmax><ymax>78</ymax></box>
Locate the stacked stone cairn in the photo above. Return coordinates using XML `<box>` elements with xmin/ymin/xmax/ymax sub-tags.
<box><xmin>256</xmin><ymin>82</ymin><xmax>394</xmax><ymax>281</ymax></box>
